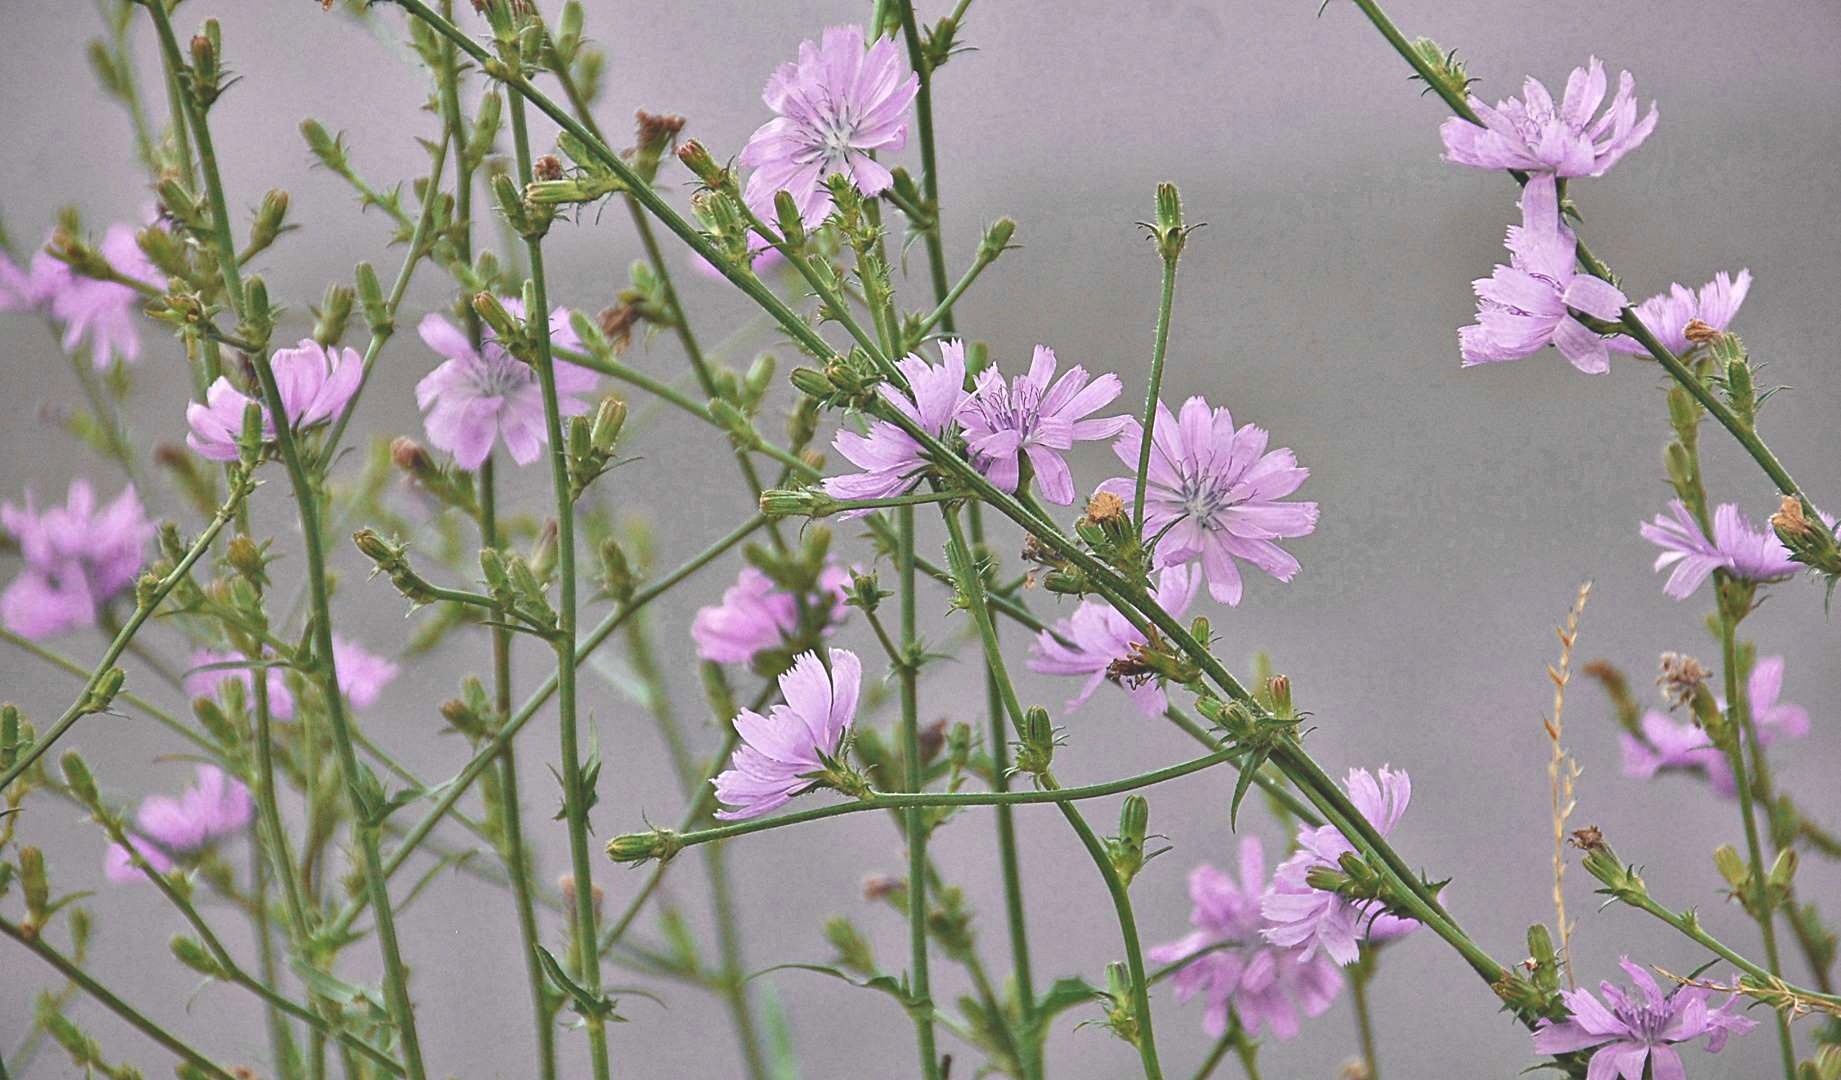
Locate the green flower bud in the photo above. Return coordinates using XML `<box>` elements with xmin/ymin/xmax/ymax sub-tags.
<box><xmin>605</xmin><ymin>828</ymin><xmax>682</xmax><ymax>865</ymax></box>
<box><xmin>355</xmin><ymin>261</ymin><xmax>388</xmax><ymax>332</ymax></box>
<box><xmin>60</xmin><ymin>751</ymin><xmax>100</xmax><ymax>809</ymax></box>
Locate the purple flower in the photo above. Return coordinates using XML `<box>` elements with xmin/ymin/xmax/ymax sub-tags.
<box><xmin>1095</xmin><ymin>397</ymin><xmax>1317</xmax><ymax>606</ymax></box>
<box><xmin>1262</xmin><ymin>767</ymin><xmax>1420</xmax><ymax>965</ymax></box>
<box><xmin>692</xmin><ymin>561</ymin><xmax>852</xmax><ymax>665</ymax></box>
<box><xmin>0</xmin><ymin>231</ymin><xmax>71</xmax><ymax>315</ymax></box>
<box><xmin>332</xmin><ymin>635</ymin><xmax>399</xmax><ymax>710</ymax></box>
<box><xmin>185</xmin><ymin>339</ymin><xmax>363</xmax><ymax>461</ymax></box>
<box><xmin>1641</xmin><ymin>500</ymin><xmax>1798</xmax><ymax>599</ymax></box>
<box><xmin>1624</xmin><ymin>655</ymin><xmax>1808</xmax><ymax>797</ymax></box>
<box><xmin>823</xmin><ymin>341</ymin><xmax>969</xmax><ymax>515</ymax></box>
<box><xmin>52</xmin><ymin>224</ymin><xmax>160</xmax><ymax>369</ymax></box>
<box><xmin>1</xmin><ymin>480</ymin><xmax>151</xmax><ymax>640</ymax></box>
<box><xmin>1440</xmin><ymin>57</ymin><xmax>1657</xmax><ymax>178</ymax></box>
<box><xmin>1460</xmin><ymin>175</ymin><xmax>1629</xmax><ymax>374</ymax></box>
<box><xmin>1149</xmin><ymin>836</ymin><xmax>1343</xmax><ymax>1040</ymax></box>
<box><xmin>1609</xmin><ymin>271</ymin><xmax>1752</xmax><ymax>357</ymax></box>
<box><xmin>1029</xmin><ymin>565</ymin><xmax>1199</xmax><ymax>717</ymax></box>
<box><xmin>955</xmin><ymin>345</ymin><xmax>1129</xmax><ymax>504</ymax></box>
<box><xmin>739</xmin><ymin>25</ymin><xmax>918</xmax><ymax>225</ymax></box>
<box><xmin>106</xmin><ymin>765</ymin><xmax>253</xmax><ymax>883</ymax></box>
<box><xmin>712</xmin><ymin>648</ymin><xmax>861</xmax><ymax>820</ymax></box>
<box><xmin>414</xmin><ymin>302</ymin><xmax>596</xmax><ymax>470</ymax></box>
<box><xmin>1531</xmin><ymin>958</ymin><xmax>1755</xmax><ymax>1079</ymax></box>
<box><xmin>185</xmin><ymin>649</ymin><xmax>296</xmax><ymax>719</ymax></box>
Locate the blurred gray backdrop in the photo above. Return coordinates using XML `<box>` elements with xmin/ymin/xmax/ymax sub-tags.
<box><xmin>3</xmin><ymin>1</ymin><xmax>1839</xmax><ymax>1077</ymax></box>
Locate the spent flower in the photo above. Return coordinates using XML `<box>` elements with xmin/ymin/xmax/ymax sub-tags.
<box><xmin>1028</xmin><ymin>565</ymin><xmax>1199</xmax><ymax>716</ymax></box>
<box><xmin>1609</xmin><ymin>271</ymin><xmax>1752</xmax><ymax>357</ymax></box>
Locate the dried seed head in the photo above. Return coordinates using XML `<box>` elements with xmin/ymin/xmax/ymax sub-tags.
<box><xmin>533</xmin><ymin>154</ymin><xmax>564</xmax><ymax>182</ymax></box>
<box><xmin>1084</xmin><ymin>490</ymin><xmax>1125</xmax><ymax>524</ymax></box>
<box><xmin>1568</xmin><ymin>825</ymin><xmax>1606</xmax><ymax>853</ymax></box>
<box><xmin>1656</xmin><ymin>652</ymin><xmax>1709</xmax><ymax>708</ymax></box>
<box><xmin>1682</xmin><ymin>318</ymin><xmax>1720</xmax><ymax>345</ymax></box>
<box><xmin>1772</xmin><ymin>495</ymin><xmax>1811</xmax><ymax>538</ymax></box>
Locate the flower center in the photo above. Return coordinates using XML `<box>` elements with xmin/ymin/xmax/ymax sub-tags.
<box><xmin>1177</xmin><ymin>469</ymin><xmax>1239</xmax><ymax>526</ymax></box>
<box><xmin>473</xmin><ymin>347</ymin><xmax>534</xmax><ymax>398</ymax></box>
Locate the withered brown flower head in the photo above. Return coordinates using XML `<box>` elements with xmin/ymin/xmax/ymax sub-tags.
<box><xmin>596</xmin><ymin>303</ymin><xmax>640</xmax><ymax>353</ymax></box>
<box><xmin>1567</xmin><ymin>825</ymin><xmax>1606</xmax><ymax>853</ymax></box>
<box><xmin>1771</xmin><ymin>495</ymin><xmax>1811</xmax><ymax>538</ymax></box>
<box><xmin>635</xmin><ymin>110</ymin><xmax>687</xmax><ymax>151</ymax></box>
<box><xmin>1084</xmin><ymin>489</ymin><xmax>1126</xmax><ymax>525</ymax></box>
<box><xmin>1682</xmin><ymin>318</ymin><xmax>1720</xmax><ymax>345</ymax></box>
<box><xmin>1656</xmin><ymin>651</ymin><xmax>1709</xmax><ymax>708</ymax></box>
<box><xmin>533</xmin><ymin>154</ymin><xmax>564</xmax><ymax>182</ymax></box>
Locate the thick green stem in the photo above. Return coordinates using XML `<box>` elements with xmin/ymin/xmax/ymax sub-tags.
<box><xmin>898</xmin><ymin>506</ymin><xmax>944</xmax><ymax>1080</ymax></box>
<box><xmin>1350</xmin><ymin>954</ymin><xmax>1381</xmax><ymax>1080</ymax></box>
<box><xmin>506</xmin><ymin>84</ymin><xmax>613</xmax><ymax>1080</ymax></box>
<box><xmin>1718</xmin><ymin>608</ymin><xmax>1798</xmax><ymax>1078</ymax></box>
<box><xmin>0</xmin><ymin>916</ymin><xmax>236</xmax><ymax>1080</ymax></box>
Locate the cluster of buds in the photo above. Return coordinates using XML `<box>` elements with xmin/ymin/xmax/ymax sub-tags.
<box><xmin>439</xmin><ymin>676</ymin><xmax>501</xmax><ymax>742</ymax></box>
<box><xmin>565</xmin><ymin>396</ymin><xmax>628</xmax><ymax>502</ymax></box>
<box><xmin>1714</xmin><ymin>842</ymin><xmax>1798</xmax><ymax>920</ymax></box>
<box><xmin>313</xmin><ymin>282</ymin><xmax>355</xmax><ymax>346</ymax></box>
<box><xmin>1303</xmin><ymin>851</ymin><xmax>1439</xmax><ymax>927</ymax></box>
<box><xmin>480</xmin><ymin>542</ymin><xmax>559</xmax><ymax>631</ymax></box>
<box><xmin>758</xmin><ymin>486</ymin><xmax>842</xmax><ymax>520</ymax></box>
<box><xmin>688</xmin><ymin>187</ymin><xmax>754</xmax><ymax>269</ymax></box>
<box><xmin>352</xmin><ymin>528</ymin><xmax>441</xmax><ymax>609</ymax></box>
<box><xmin>788</xmin><ymin>348</ymin><xmax>883</xmax><ymax>411</ymax></box>
<box><xmin>1139</xmin><ymin>182</ymin><xmax>1197</xmax><ymax>263</ymax></box>
<box><xmin>187</xmin><ymin>20</ymin><xmax>228</xmax><ymax>109</ymax></box>
<box><xmin>1493</xmin><ymin>922</ymin><xmax>1567</xmax><ymax>1021</ymax></box>
<box><xmin>824</xmin><ymin>915</ymin><xmax>878</xmax><ymax>977</ymax></box>
<box><xmin>526</xmin><ymin>130</ymin><xmax>628</xmax><ymax>208</ymax></box>
<box><xmin>1012</xmin><ymin>705</ymin><xmax>1060</xmax><ymax>779</ymax></box>
<box><xmin>491</xmin><ymin>171</ymin><xmax>552</xmax><ymax>241</ymax></box>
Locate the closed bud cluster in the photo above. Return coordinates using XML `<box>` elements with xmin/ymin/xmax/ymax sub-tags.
<box><xmin>690</xmin><ymin>190</ymin><xmax>754</xmax><ymax>270</ymax></box>
<box><xmin>1107</xmin><ymin>795</ymin><xmax>1160</xmax><ymax>886</ymax></box>
<box><xmin>188</xmin><ymin>21</ymin><xmax>226</xmax><ymax>108</ymax></box>
<box><xmin>225</xmin><ymin>534</ymin><xmax>269</xmax><ymax>589</ymax></box>
<box><xmin>598</xmin><ymin>537</ymin><xmax>637</xmax><ymax>603</ymax></box>
<box><xmin>824</xmin><ymin>916</ymin><xmax>877</xmax><ymax>976</ymax></box>
<box><xmin>676</xmin><ymin>140</ymin><xmax>729</xmax><ymax>190</ymax></box>
<box><xmin>247</xmin><ymin>190</ymin><xmax>291</xmax><ymax>258</ymax></box>
<box><xmin>59</xmin><ymin>751</ymin><xmax>101</xmax><ymax>810</ymax></box>
<box><xmin>79</xmin><ymin>668</ymin><xmax>126</xmax><ymax>717</ymax></box>
<box><xmin>354</xmin><ymin>261</ymin><xmax>389</xmax><ymax>333</ymax></box>
<box><xmin>567</xmin><ymin>396</ymin><xmax>627</xmax><ymax>500</ymax></box>
<box><xmin>1013</xmin><ymin>705</ymin><xmax>1058</xmax><ymax>777</ymax></box>
<box><xmin>1406</xmin><ymin>37</ymin><xmax>1474</xmax><ymax>101</ymax></box>
<box><xmin>978</xmin><ymin>217</ymin><xmax>1018</xmax><ymax>264</ymax></box>
<box><xmin>313</xmin><ymin>282</ymin><xmax>355</xmax><ymax>346</ymax></box>
<box><xmin>1146</xmin><ymin>182</ymin><xmax>1190</xmax><ymax>261</ymax></box>
<box><xmin>630</xmin><ymin>110</ymin><xmax>686</xmax><ymax>183</ymax></box>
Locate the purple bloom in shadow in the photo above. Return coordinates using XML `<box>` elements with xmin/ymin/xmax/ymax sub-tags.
<box><xmin>106</xmin><ymin>765</ymin><xmax>253</xmax><ymax>884</ymax></box>
<box><xmin>956</xmin><ymin>345</ymin><xmax>1129</xmax><ymax>504</ymax></box>
<box><xmin>1641</xmin><ymin>500</ymin><xmax>1798</xmax><ymax>600</ymax></box>
<box><xmin>739</xmin><ymin>25</ymin><xmax>918</xmax><ymax>226</ymax></box>
<box><xmin>186</xmin><ymin>339</ymin><xmax>363</xmax><ymax>461</ymax></box>
<box><xmin>1460</xmin><ymin>175</ymin><xmax>1628</xmax><ymax>374</ymax></box>
<box><xmin>1262</xmin><ymin>767</ymin><xmax>1421</xmax><ymax>965</ymax></box>
<box><xmin>1532</xmin><ymin>957</ymin><xmax>1755</xmax><ymax>1080</ymax></box>
<box><xmin>415</xmin><ymin>301</ymin><xmax>595</xmax><ymax>470</ymax></box>
<box><xmin>692</xmin><ymin>561</ymin><xmax>851</xmax><ymax>666</ymax></box>
<box><xmin>1149</xmin><ymin>835</ymin><xmax>1343</xmax><ymax>1040</ymax></box>
<box><xmin>1</xmin><ymin>480</ymin><xmax>151</xmax><ymax>640</ymax></box>
<box><xmin>824</xmin><ymin>341</ymin><xmax>969</xmax><ymax>515</ymax></box>
<box><xmin>52</xmin><ymin>224</ymin><xmax>160</xmax><ymax>369</ymax></box>
<box><xmin>332</xmin><ymin>635</ymin><xmax>399</xmax><ymax>710</ymax></box>
<box><xmin>1624</xmin><ymin>655</ymin><xmax>1809</xmax><ymax>797</ymax></box>
<box><xmin>1096</xmin><ymin>396</ymin><xmax>1317</xmax><ymax>606</ymax></box>
<box><xmin>1441</xmin><ymin>57</ymin><xmax>1657</xmax><ymax>178</ymax></box>
<box><xmin>1029</xmin><ymin>565</ymin><xmax>1198</xmax><ymax>717</ymax></box>
<box><xmin>0</xmin><ymin>230</ymin><xmax>72</xmax><ymax>315</ymax></box>
<box><xmin>712</xmin><ymin>648</ymin><xmax>861</xmax><ymax>820</ymax></box>
<box><xmin>1609</xmin><ymin>271</ymin><xmax>1752</xmax><ymax>357</ymax></box>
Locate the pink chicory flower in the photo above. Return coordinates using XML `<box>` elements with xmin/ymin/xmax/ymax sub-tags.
<box><xmin>955</xmin><ymin>345</ymin><xmax>1129</xmax><ymax>504</ymax></box>
<box><xmin>414</xmin><ymin>301</ymin><xmax>596</xmax><ymax>470</ymax></box>
<box><xmin>1609</xmin><ymin>271</ymin><xmax>1752</xmax><ymax>357</ymax></box>
<box><xmin>185</xmin><ymin>339</ymin><xmax>363</xmax><ymax>461</ymax></box>
<box><xmin>712</xmin><ymin>648</ymin><xmax>861</xmax><ymax>820</ymax></box>
<box><xmin>823</xmin><ymin>341</ymin><xmax>969</xmax><ymax>515</ymax></box>
<box><xmin>1531</xmin><ymin>957</ymin><xmax>1755</xmax><ymax>1079</ymax></box>
<box><xmin>1440</xmin><ymin>57</ymin><xmax>1657</xmax><ymax>178</ymax></box>
<box><xmin>1641</xmin><ymin>500</ymin><xmax>1798</xmax><ymax>599</ymax></box>
<box><xmin>1</xmin><ymin>480</ymin><xmax>151</xmax><ymax>640</ymax></box>
<box><xmin>1028</xmin><ymin>565</ymin><xmax>1199</xmax><ymax>717</ymax></box>
<box><xmin>692</xmin><ymin>561</ymin><xmax>852</xmax><ymax>666</ymax></box>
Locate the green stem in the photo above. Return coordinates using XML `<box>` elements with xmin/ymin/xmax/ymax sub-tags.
<box><xmin>480</xmin><ymin>454</ymin><xmax>559</xmax><ymax>1079</ymax></box>
<box><xmin>1718</xmin><ymin>607</ymin><xmax>1798</xmax><ymax>1078</ymax></box>
<box><xmin>645</xmin><ymin>747</ymin><xmax>1243</xmax><ymax>854</ymax></box>
<box><xmin>248</xmin><ymin>831</ymin><xmax>303</xmax><ymax>1080</ymax></box>
<box><xmin>897</xmin><ymin>506</ymin><xmax>944</xmax><ymax>1080</ymax></box>
<box><xmin>0</xmin><ymin>476</ymin><xmax>249</xmax><ymax>792</ymax></box>
<box><xmin>894</xmin><ymin>1</ymin><xmax>954</xmax><ymax>338</ymax></box>
<box><xmin>1133</xmin><ymin>239</ymin><xmax>1180</xmax><ymax>533</ymax></box>
<box><xmin>0</xmin><ymin>915</ymin><xmax>236</xmax><ymax>1080</ymax></box>
<box><xmin>1607</xmin><ymin>882</ymin><xmax>1841</xmax><ymax>1013</ymax></box>
<box><xmin>1350</xmin><ymin>953</ymin><xmax>1380</xmax><ymax>1080</ymax></box>
<box><xmin>506</xmin><ymin>84</ymin><xmax>613</xmax><ymax>1080</ymax></box>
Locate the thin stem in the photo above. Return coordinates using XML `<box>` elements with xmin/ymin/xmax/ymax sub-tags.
<box><xmin>1133</xmin><ymin>237</ymin><xmax>1180</xmax><ymax>533</ymax></box>
<box><xmin>507</xmin><ymin>83</ymin><xmax>613</xmax><ymax>1080</ymax></box>
<box><xmin>1350</xmin><ymin>954</ymin><xmax>1381</xmax><ymax>1080</ymax></box>
<box><xmin>1718</xmin><ymin>607</ymin><xmax>1798</xmax><ymax>1078</ymax></box>
<box><xmin>1606</xmin><ymin>883</ymin><xmax>1841</xmax><ymax>1013</ymax></box>
<box><xmin>897</xmin><ymin>506</ymin><xmax>944</xmax><ymax>1080</ymax></box>
<box><xmin>894</xmin><ymin>1</ymin><xmax>954</xmax><ymax>337</ymax></box>
<box><xmin>0</xmin><ymin>915</ymin><xmax>236</xmax><ymax>1080</ymax></box>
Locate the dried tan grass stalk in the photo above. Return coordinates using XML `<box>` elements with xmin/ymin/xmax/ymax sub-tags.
<box><xmin>1546</xmin><ymin>582</ymin><xmax>1592</xmax><ymax>989</ymax></box>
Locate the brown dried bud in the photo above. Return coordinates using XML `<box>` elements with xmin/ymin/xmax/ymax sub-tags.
<box><xmin>1084</xmin><ymin>490</ymin><xmax>1125</xmax><ymax>525</ymax></box>
<box><xmin>1107</xmin><ymin>642</ymin><xmax>1158</xmax><ymax>688</ymax></box>
<box><xmin>533</xmin><ymin>154</ymin><xmax>564</xmax><ymax>182</ymax></box>
<box><xmin>1568</xmin><ymin>825</ymin><xmax>1606</xmax><ymax>853</ymax></box>
<box><xmin>1772</xmin><ymin>495</ymin><xmax>1812</xmax><ymax>539</ymax></box>
<box><xmin>634</xmin><ymin>110</ymin><xmax>686</xmax><ymax>152</ymax></box>
<box><xmin>917</xmin><ymin>719</ymin><xmax>947</xmax><ymax>765</ymax></box>
<box><xmin>1682</xmin><ymin>318</ymin><xmax>1720</xmax><ymax>345</ymax></box>
<box><xmin>390</xmin><ymin>436</ymin><xmax>433</xmax><ymax>475</ymax></box>
<box><xmin>596</xmin><ymin>303</ymin><xmax>640</xmax><ymax>353</ymax></box>
<box><xmin>861</xmin><ymin>873</ymin><xmax>901</xmax><ymax>901</ymax></box>
<box><xmin>1656</xmin><ymin>651</ymin><xmax>1709</xmax><ymax>708</ymax></box>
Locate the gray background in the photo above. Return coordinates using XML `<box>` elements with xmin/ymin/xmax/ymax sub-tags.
<box><xmin>3</xmin><ymin>1</ymin><xmax>1839</xmax><ymax>1076</ymax></box>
